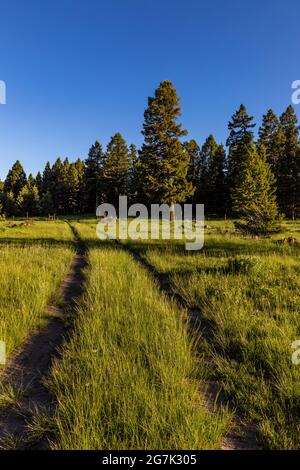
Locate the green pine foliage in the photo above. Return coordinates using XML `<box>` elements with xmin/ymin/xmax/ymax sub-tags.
<box><xmin>203</xmin><ymin>140</ymin><xmax>227</xmax><ymax>216</ymax></box>
<box><xmin>277</xmin><ymin>106</ymin><xmax>300</xmax><ymax>219</ymax></box>
<box><xmin>4</xmin><ymin>160</ymin><xmax>27</xmax><ymax>198</ymax></box>
<box><xmin>258</xmin><ymin>109</ymin><xmax>286</xmax><ymax>172</ymax></box>
<box><xmin>0</xmin><ymin>87</ymin><xmax>299</xmax><ymax>223</ymax></box>
<box><xmin>232</xmin><ymin>143</ymin><xmax>281</xmax><ymax>234</ymax></box>
<box><xmin>17</xmin><ymin>183</ymin><xmax>40</xmax><ymax>216</ymax></box>
<box><xmin>84</xmin><ymin>141</ymin><xmax>105</xmax><ymax>213</ymax></box>
<box><xmin>139</xmin><ymin>81</ymin><xmax>194</xmax><ymax>209</ymax></box>
<box><xmin>227</xmin><ymin>104</ymin><xmax>256</xmax><ymax>209</ymax></box>
<box><xmin>102</xmin><ymin>132</ymin><xmax>130</xmax><ymax>207</ymax></box>
<box><xmin>184</xmin><ymin>139</ymin><xmax>201</xmax><ymax>197</ymax></box>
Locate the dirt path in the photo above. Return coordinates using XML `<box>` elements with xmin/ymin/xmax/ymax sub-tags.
<box><xmin>117</xmin><ymin>241</ymin><xmax>262</xmax><ymax>451</ymax></box>
<box><xmin>0</xmin><ymin>224</ymin><xmax>87</xmax><ymax>449</ymax></box>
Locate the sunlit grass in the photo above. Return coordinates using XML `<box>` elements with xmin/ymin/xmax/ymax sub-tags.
<box><xmin>47</xmin><ymin>223</ymin><xmax>232</xmax><ymax>450</ymax></box>
<box><xmin>124</xmin><ymin>220</ymin><xmax>300</xmax><ymax>449</ymax></box>
<box><xmin>0</xmin><ymin>221</ymin><xmax>74</xmax><ymax>363</ymax></box>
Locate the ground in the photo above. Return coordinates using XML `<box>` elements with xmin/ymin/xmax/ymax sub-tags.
<box><xmin>0</xmin><ymin>217</ymin><xmax>300</xmax><ymax>449</ymax></box>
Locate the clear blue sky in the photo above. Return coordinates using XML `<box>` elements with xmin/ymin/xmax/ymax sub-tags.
<box><xmin>0</xmin><ymin>0</ymin><xmax>300</xmax><ymax>179</ymax></box>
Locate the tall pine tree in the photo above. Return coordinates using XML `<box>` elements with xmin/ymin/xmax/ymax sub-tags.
<box><xmin>102</xmin><ymin>133</ymin><xmax>130</xmax><ymax>207</ymax></box>
<box><xmin>226</xmin><ymin>104</ymin><xmax>255</xmax><ymax>211</ymax></box>
<box><xmin>258</xmin><ymin>109</ymin><xmax>285</xmax><ymax>172</ymax></box>
<box><xmin>127</xmin><ymin>144</ymin><xmax>139</xmax><ymax>203</ymax></box>
<box><xmin>139</xmin><ymin>80</ymin><xmax>193</xmax><ymax>216</ymax></box>
<box><xmin>232</xmin><ymin>143</ymin><xmax>280</xmax><ymax>234</ymax></box>
<box><xmin>84</xmin><ymin>141</ymin><xmax>105</xmax><ymax>213</ymax></box>
<box><xmin>277</xmin><ymin>105</ymin><xmax>300</xmax><ymax>219</ymax></box>
<box><xmin>4</xmin><ymin>160</ymin><xmax>27</xmax><ymax>198</ymax></box>
<box><xmin>184</xmin><ymin>139</ymin><xmax>201</xmax><ymax>202</ymax></box>
<box><xmin>41</xmin><ymin>162</ymin><xmax>53</xmax><ymax>196</ymax></box>
<box><xmin>203</xmin><ymin>140</ymin><xmax>227</xmax><ymax>216</ymax></box>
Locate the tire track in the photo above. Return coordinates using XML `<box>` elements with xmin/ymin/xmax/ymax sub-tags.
<box><xmin>116</xmin><ymin>240</ymin><xmax>261</xmax><ymax>451</ymax></box>
<box><xmin>0</xmin><ymin>223</ymin><xmax>88</xmax><ymax>449</ymax></box>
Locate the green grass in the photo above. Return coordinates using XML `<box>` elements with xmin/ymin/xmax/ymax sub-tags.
<box><xmin>0</xmin><ymin>221</ymin><xmax>74</xmax><ymax>363</ymax></box>
<box><xmin>0</xmin><ymin>219</ymin><xmax>74</xmax><ymax>242</ymax></box>
<box><xmin>123</xmin><ymin>220</ymin><xmax>300</xmax><ymax>449</ymax></box>
<box><xmin>2</xmin><ymin>216</ymin><xmax>300</xmax><ymax>449</ymax></box>
<box><xmin>46</xmin><ymin>222</ymin><xmax>231</xmax><ymax>450</ymax></box>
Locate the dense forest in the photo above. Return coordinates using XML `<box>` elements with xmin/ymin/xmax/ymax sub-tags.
<box><xmin>1</xmin><ymin>81</ymin><xmax>299</xmax><ymax>227</ymax></box>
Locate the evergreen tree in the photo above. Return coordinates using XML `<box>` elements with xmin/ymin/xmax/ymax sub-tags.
<box><xmin>3</xmin><ymin>191</ymin><xmax>17</xmax><ymax>217</ymax></box>
<box><xmin>129</xmin><ymin>143</ymin><xmax>138</xmax><ymax>163</ymax></box>
<box><xmin>84</xmin><ymin>141</ymin><xmax>105</xmax><ymax>213</ymax></box>
<box><xmin>199</xmin><ymin>135</ymin><xmax>218</xmax><ymax>205</ymax></box>
<box><xmin>17</xmin><ymin>183</ymin><xmax>40</xmax><ymax>216</ymax></box>
<box><xmin>41</xmin><ymin>162</ymin><xmax>53</xmax><ymax>195</ymax></box>
<box><xmin>226</xmin><ymin>105</ymin><xmax>255</xmax><ymax>210</ymax></box>
<box><xmin>139</xmin><ymin>80</ymin><xmax>193</xmax><ymax>215</ymax></box>
<box><xmin>4</xmin><ymin>160</ymin><xmax>27</xmax><ymax>198</ymax></box>
<box><xmin>277</xmin><ymin>106</ymin><xmax>300</xmax><ymax>219</ymax></box>
<box><xmin>184</xmin><ymin>139</ymin><xmax>201</xmax><ymax>201</ymax></box>
<box><xmin>0</xmin><ymin>180</ymin><xmax>4</xmax><ymax>218</ymax></box>
<box><xmin>258</xmin><ymin>109</ymin><xmax>285</xmax><ymax>172</ymax></box>
<box><xmin>35</xmin><ymin>171</ymin><xmax>43</xmax><ymax>196</ymax></box>
<box><xmin>204</xmin><ymin>142</ymin><xmax>227</xmax><ymax>216</ymax></box>
<box><xmin>63</xmin><ymin>159</ymin><xmax>84</xmax><ymax>214</ymax></box>
<box><xmin>74</xmin><ymin>158</ymin><xmax>85</xmax><ymax>213</ymax></box>
<box><xmin>27</xmin><ymin>173</ymin><xmax>35</xmax><ymax>188</ymax></box>
<box><xmin>40</xmin><ymin>191</ymin><xmax>54</xmax><ymax>215</ymax></box>
<box><xmin>127</xmin><ymin>144</ymin><xmax>139</xmax><ymax>203</ymax></box>
<box><xmin>102</xmin><ymin>132</ymin><xmax>130</xmax><ymax>207</ymax></box>
<box><xmin>232</xmin><ymin>143</ymin><xmax>280</xmax><ymax>234</ymax></box>
<box><xmin>51</xmin><ymin>158</ymin><xmax>64</xmax><ymax>213</ymax></box>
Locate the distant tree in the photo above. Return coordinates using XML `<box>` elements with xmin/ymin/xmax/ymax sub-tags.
<box><xmin>227</xmin><ymin>105</ymin><xmax>255</xmax><ymax>210</ymax></box>
<box><xmin>184</xmin><ymin>139</ymin><xmax>201</xmax><ymax>201</ymax></box>
<box><xmin>51</xmin><ymin>158</ymin><xmax>65</xmax><ymax>213</ymax></box>
<box><xmin>40</xmin><ymin>191</ymin><xmax>54</xmax><ymax>215</ymax></box>
<box><xmin>3</xmin><ymin>191</ymin><xmax>17</xmax><ymax>217</ymax></box>
<box><xmin>232</xmin><ymin>143</ymin><xmax>280</xmax><ymax>234</ymax></box>
<box><xmin>127</xmin><ymin>144</ymin><xmax>139</xmax><ymax>203</ymax></box>
<box><xmin>199</xmin><ymin>135</ymin><xmax>218</xmax><ymax>206</ymax></box>
<box><xmin>277</xmin><ymin>105</ymin><xmax>300</xmax><ymax>219</ymax></box>
<box><xmin>204</xmin><ymin>142</ymin><xmax>227</xmax><ymax>216</ymax></box>
<box><xmin>0</xmin><ymin>180</ymin><xmax>4</xmax><ymax>218</ymax></box>
<box><xmin>129</xmin><ymin>143</ymin><xmax>138</xmax><ymax>162</ymax></box>
<box><xmin>17</xmin><ymin>183</ymin><xmax>40</xmax><ymax>216</ymax></box>
<box><xmin>41</xmin><ymin>162</ymin><xmax>53</xmax><ymax>195</ymax></box>
<box><xmin>258</xmin><ymin>109</ymin><xmax>286</xmax><ymax>172</ymax></box>
<box><xmin>139</xmin><ymin>80</ymin><xmax>193</xmax><ymax>217</ymax></box>
<box><xmin>102</xmin><ymin>133</ymin><xmax>130</xmax><ymax>207</ymax></box>
<box><xmin>74</xmin><ymin>158</ymin><xmax>85</xmax><ymax>213</ymax></box>
<box><xmin>27</xmin><ymin>173</ymin><xmax>35</xmax><ymax>188</ymax></box>
<box><xmin>35</xmin><ymin>171</ymin><xmax>43</xmax><ymax>196</ymax></box>
<box><xmin>84</xmin><ymin>141</ymin><xmax>105</xmax><ymax>213</ymax></box>
<box><xmin>4</xmin><ymin>160</ymin><xmax>27</xmax><ymax>198</ymax></box>
<box><xmin>63</xmin><ymin>159</ymin><xmax>84</xmax><ymax>214</ymax></box>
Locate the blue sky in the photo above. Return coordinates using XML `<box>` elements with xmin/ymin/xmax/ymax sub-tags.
<box><xmin>0</xmin><ymin>0</ymin><xmax>300</xmax><ymax>179</ymax></box>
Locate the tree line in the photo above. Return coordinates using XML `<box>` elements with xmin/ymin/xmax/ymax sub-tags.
<box><xmin>0</xmin><ymin>81</ymin><xmax>299</xmax><ymax>231</ymax></box>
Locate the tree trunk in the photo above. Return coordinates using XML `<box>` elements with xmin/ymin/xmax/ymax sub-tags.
<box><xmin>170</xmin><ymin>202</ymin><xmax>176</xmax><ymax>222</ymax></box>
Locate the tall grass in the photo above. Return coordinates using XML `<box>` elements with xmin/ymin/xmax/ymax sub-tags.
<box><xmin>0</xmin><ymin>220</ymin><xmax>74</xmax><ymax>242</ymax></box>
<box><xmin>132</xmin><ymin>221</ymin><xmax>300</xmax><ymax>449</ymax></box>
<box><xmin>0</xmin><ymin>221</ymin><xmax>74</xmax><ymax>363</ymax></box>
<box><xmin>47</xmin><ymin>223</ymin><xmax>231</xmax><ymax>449</ymax></box>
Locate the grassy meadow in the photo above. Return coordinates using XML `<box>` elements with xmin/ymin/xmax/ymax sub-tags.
<box><xmin>45</xmin><ymin>222</ymin><xmax>231</xmax><ymax>450</ymax></box>
<box><xmin>1</xmin><ymin>217</ymin><xmax>300</xmax><ymax>449</ymax></box>
<box><xmin>0</xmin><ymin>220</ymin><xmax>74</xmax><ymax>362</ymax></box>
<box><xmin>122</xmin><ymin>219</ymin><xmax>300</xmax><ymax>449</ymax></box>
